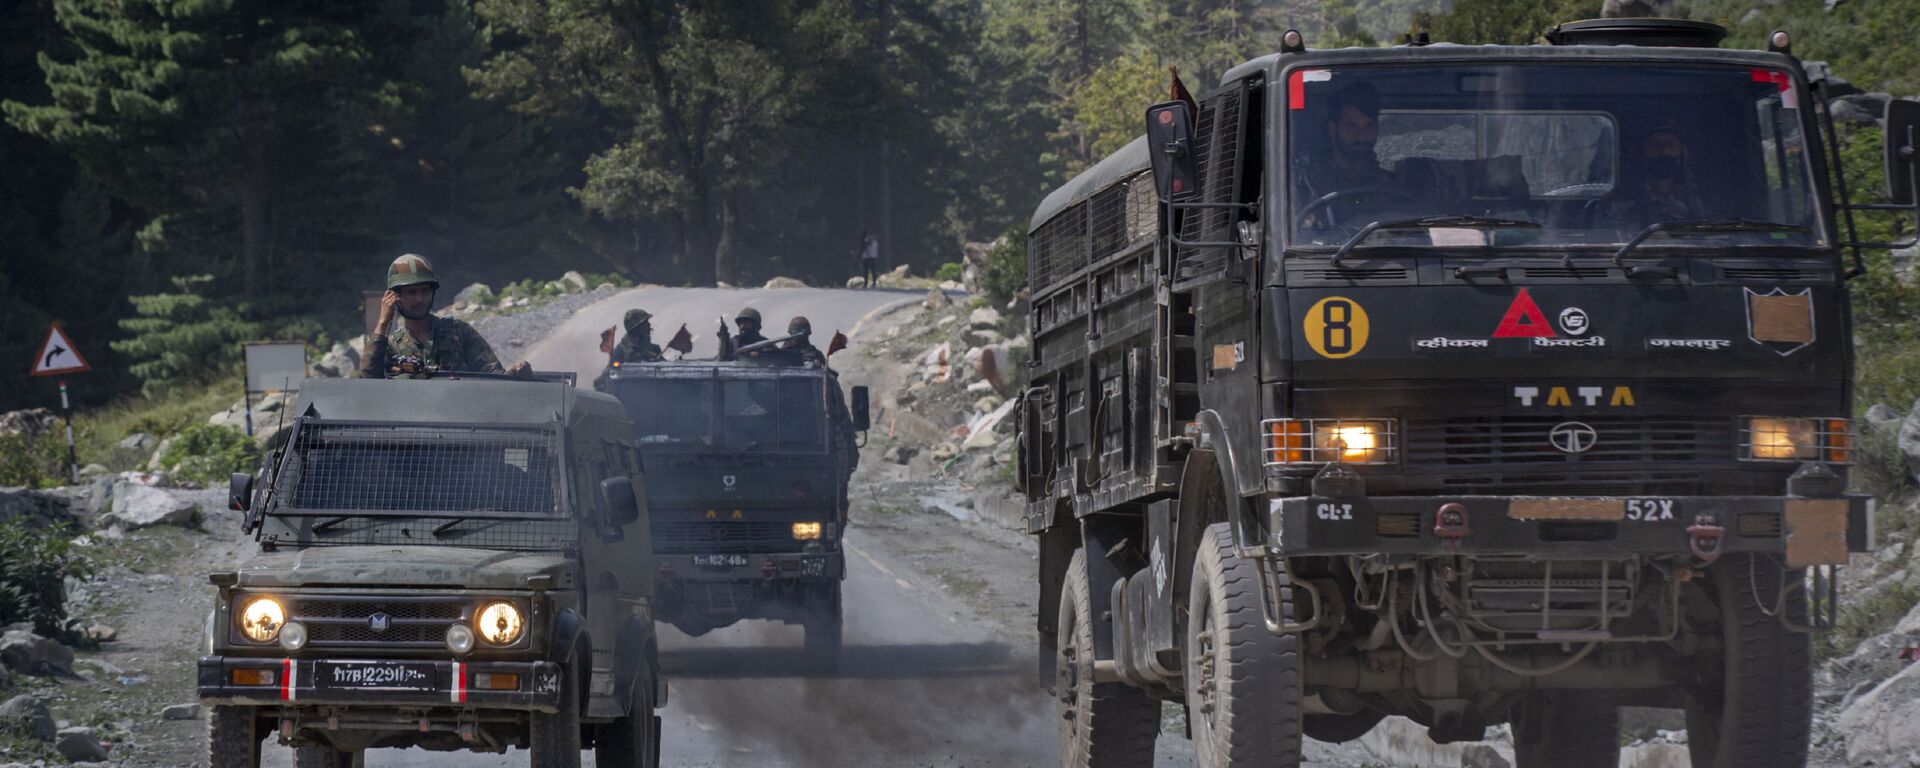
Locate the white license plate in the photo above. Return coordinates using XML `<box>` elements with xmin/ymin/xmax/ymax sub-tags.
<box><xmin>315</xmin><ymin>661</ymin><xmax>437</xmax><ymax>691</ymax></box>
<box><xmin>692</xmin><ymin>554</ymin><xmax>748</xmax><ymax>567</ymax></box>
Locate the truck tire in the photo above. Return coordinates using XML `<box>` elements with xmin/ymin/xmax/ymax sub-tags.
<box><xmin>1186</xmin><ymin>523</ymin><xmax>1302</xmax><ymax>768</ymax></box>
<box><xmin>1057</xmin><ymin>548</ymin><xmax>1159</xmax><ymax>768</ymax></box>
<box><xmin>1684</xmin><ymin>553</ymin><xmax>1811</xmax><ymax>768</ymax></box>
<box><xmin>804</xmin><ymin>582</ymin><xmax>843</xmax><ymax>672</ymax></box>
<box><xmin>594</xmin><ymin>674</ymin><xmax>660</xmax><ymax>768</ymax></box>
<box><xmin>206</xmin><ymin>705</ymin><xmax>264</xmax><ymax>768</ymax></box>
<box><xmin>530</xmin><ymin>664</ymin><xmax>583</xmax><ymax>768</ymax></box>
<box><xmin>1510</xmin><ymin>692</ymin><xmax>1620</xmax><ymax>768</ymax></box>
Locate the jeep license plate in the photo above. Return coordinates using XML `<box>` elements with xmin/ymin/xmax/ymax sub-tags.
<box><xmin>692</xmin><ymin>554</ymin><xmax>748</xmax><ymax>567</ymax></box>
<box><xmin>315</xmin><ymin>661</ymin><xmax>439</xmax><ymax>691</ymax></box>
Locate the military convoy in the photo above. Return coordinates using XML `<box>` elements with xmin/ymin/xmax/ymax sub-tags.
<box><xmin>201</xmin><ymin>376</ymin><xmax>662</xmax><ymax>768</ymax></box>
<box><xmin>597</xmin><ymin>349</ymin><xmax>868</xmax><ymax>669</ymax></box>
<box><xmin>1017</xmin><ymin>19</ymin><xmax>1918</xmax><ymax>768</ymax></box>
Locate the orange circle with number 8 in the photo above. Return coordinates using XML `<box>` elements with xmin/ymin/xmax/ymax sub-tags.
<box><xmin>1303</xmin><ymin>296</ymin><xmax>1370</xmax><ymax>359</ymax></box>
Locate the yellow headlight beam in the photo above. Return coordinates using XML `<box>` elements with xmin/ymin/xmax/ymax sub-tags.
<box><xmin>792</xmin><ymin>522</ymin><xmax>823</xmax><ymax>541</ymax></box>
<box><xmin>476</xmin><ymin>602</ymin><xmax>525</xmax><ymax>646</ymax></box>
<box><xmin>238</xmin><ymin>597</ymin><xmax>285</xmax><ymax>643</ymax></box>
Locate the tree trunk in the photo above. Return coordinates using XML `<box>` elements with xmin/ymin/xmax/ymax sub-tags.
<box><xmin>238</xmin><ymin>126</ymin><xmax>269</xmax><ymax>294</ymax></box>
<box><xmin>715</xmin><ymin>187</ymin><xmax>739</xmax><ymax>286</ymax></box>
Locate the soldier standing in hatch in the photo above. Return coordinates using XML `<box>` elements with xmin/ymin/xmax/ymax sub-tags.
<box><xmin>718</xmin><ymin>307</ymin><xmax>768</xmax><ymax>361</ymax></box>
<box><xmin>779</xmin><ymin>316</ymin><xmax>828</xmax><ymax>368</ymax></box>
<box><xmin>595</xmin><ymin>308</ymin><xmax>664</xmax><ymax>390</ymax></box>
<box><xmin>361</xmin><ymin>254</ymin><xmax>531</xmax><ymax>379</ymax></box>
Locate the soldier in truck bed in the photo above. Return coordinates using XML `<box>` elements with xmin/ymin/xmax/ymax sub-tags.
<box><xmin>718</xmin><ymin>306</ymin><xmax>768</xmax><ymax>361</ymax></box>
<box><xmin>779</xmin><ymin>316</ymin><xmax>828</xmax><ymax>367</ymax></box>
<box><xmin>360</xmin><ymin>254</ymin><xmax>531</xmax><ymax>379</ymax></box>
<box><xmin>594</xmin><ymin>308</ymin><xmax>664</xmax><ymax>390</ymax></box>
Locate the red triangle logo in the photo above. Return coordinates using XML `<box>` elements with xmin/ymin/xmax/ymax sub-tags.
<box><xmin>1493</xmin><ymin>289</ymin><xmax>1556</xmax><ymax>338</ymax></box>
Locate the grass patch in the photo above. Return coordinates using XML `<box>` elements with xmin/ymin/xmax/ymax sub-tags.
<box><xmin>72</xmin><ymin>377</ymin><xmax>239</xmax><ymax>472</ymax></box>
<box><xmin>1816</xmin><ymin>575</ymin><xmax>1919</xmax><ymax>660</ymax></box>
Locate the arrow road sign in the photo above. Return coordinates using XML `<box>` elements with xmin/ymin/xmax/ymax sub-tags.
<box><xmin>30</xmin><ymin>324</ymin><xmax>91</xmax><ymax>377</ymax></box>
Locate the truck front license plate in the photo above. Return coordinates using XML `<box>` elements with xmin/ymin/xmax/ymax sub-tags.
<box><xmin>692</xmin><ymin>554</ymin><xmax>748</xmax><ymax>567</ymax></box>
<box><xmin>315</xmin><ymin>661</ymin><xmax>438</xmax><ymax>691</ymax></box>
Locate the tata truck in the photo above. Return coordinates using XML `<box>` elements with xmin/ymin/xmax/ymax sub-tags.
<box><xmin>600</xmin><ymin>354</ymin><xmax>867</xmax><ymax>669</ymax></box>
<box><xmin>1015</xmin><ymin>18</ymin><xmax>1919</xmax><ymax>768</ymax></box>
<box><xmin>200</xmin><ymin>376</ymin><xmax>663</xmax><ymax>768</ymax></box>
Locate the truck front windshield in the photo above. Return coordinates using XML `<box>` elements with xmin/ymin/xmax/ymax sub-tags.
<box><xmin>1286</xmin><ymin>62</ymin><xmax>1825</xmax><ymax>250</ymax></box>
<box><xmin>626</xmin><ymin>375</ymin><xmax>826</xmax><ymax>453</ymax></box>
<box><xmin>271</xmin><ymin>422</ymin><xmax>561</xmax><ymax>516</ymax></box>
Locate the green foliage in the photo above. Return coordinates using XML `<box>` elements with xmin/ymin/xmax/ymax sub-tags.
<box><xmin>0</xmin><ymin>522</ymin><xmax>92</xmax><ymax>637</ymax></box>
<box><xmin>72</xmin><ymin>378</ymin><xmax>237</xmax><ymax>472</ymax></box>
<box><xmin>981</xmin><ymin>229</ymin><xmax>1030</xmax><ymax>308</ymax></box>
<box><xmin>935</xmin><ymin>262</ymin><xmax>965</xmax><ymax>282</ymax></box>
<box><xmin>1815</xmin><ymin>575</ymin><xmax>1919</xmax><ymax>660</ymax></box>
<box><xmin>1853</xmin><ymin>425</ymin><xmax>1912</xmax><ymax>499</ymax></box>
<box><xmin>111</xmin><ymin>275</ymin><xmax>322</xmax><ymax>399</ymax></box>
<box><xmin>160</xmin><ymin>424</ymin><xmax>259</xmax><ymax>485</ymax></box>
<box><xmin>1422</xmin><ymin>0</ymin><xmax>1600</xmax><ymax>45</ymax></box>
<box><xmin>0</xmin><ymin>434</ymin><xmax>65</xmax><ymax>490</ymax></box>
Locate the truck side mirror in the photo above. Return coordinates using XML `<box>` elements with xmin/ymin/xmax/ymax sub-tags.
<box><xmin>1145</xmin><ymin>101</ymin><xmax>1198</xmax><ymax>201</ymax></box>
<box><xmin>228</xmin><ymin>473</ymin><xmax>255</xmax><ymax>513</ymax></box>
<box><xmin>1886</xmin><ymin>99</ymin><xmax>1919</xmax><ymax>205</ymax></box>
<box><xmin>599</xmin><ymin>476</ymin><xmax>639</xmax><ymax>526</ymax></box>
<box><xmin>850</xmin><ymin>386</ymin><xmax>871</xmax><ymax>432</ymax></box>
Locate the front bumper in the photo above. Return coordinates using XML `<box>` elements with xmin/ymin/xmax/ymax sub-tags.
<box><xmin>1269</xmin><ymin>494</ymin><xmax>1871</xmax><ymax>564</ymax></box>
<box><xmin>198</xmin><ymin>656</ymin><xmax>563</xmax><ymax>712</ymax></box>
<box><xmin>653</xmin><ymin>551</ymin><xmax>843</xmax><ymax>582</ymax></box>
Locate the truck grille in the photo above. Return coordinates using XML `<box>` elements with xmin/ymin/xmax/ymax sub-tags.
<box><xmin>1404</xmin><ymin>415</ymin><xmax>1733</xmax><ymax>467</ymax></box>
<box><xmin>288</xmin><ymin>597</ymin><xmax>469</xmax><ymax>649</ymax></box>
<box><xmin>652</xmin><ymin>521</ymin><xmax>797</xmax><ymax>554</ymax></box>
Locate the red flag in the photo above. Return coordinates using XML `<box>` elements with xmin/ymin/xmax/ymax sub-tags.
<box><xmin>599</xmin><ymin>325</ymin><xmax>617</xmax><ymax>354</ymax></box>
<box><xmin>1170</xmin><ymin>66</ymin><xmax>1198</xmax><ymax>123</ymax></box>
<box><xmin>827</xmin><ymin>331</ymin><xmax>848</xmax><ymax>357</ymax></box>
<box><xmin>666</xmin><ymin>324</ymin><xmax>694</xmax><ymax>356</ymax></box>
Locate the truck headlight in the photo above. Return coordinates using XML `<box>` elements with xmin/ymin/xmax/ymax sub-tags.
<box><xmin>1265</xmin><ymin>419</ymin><xmax>1395</xmax><ymax>465</ymax></box>
<box><xmin>238</xmin><ymin>597</ymin><xmax>285</xmax><ymax>643</ymax></box>
<box><xmin>476</xmin><ymin>601</ymin><xmax>525</xmax><ymax>646</ymax></box>
<box><xmin>1744</xmin><ymin>417</ymin><xmax>1848</xmax><ymax>462</ymax></box>
<box><xmin>792</xmin><ymin>522</ymin><xmax>823</xmax><ymax>540</ymax></box>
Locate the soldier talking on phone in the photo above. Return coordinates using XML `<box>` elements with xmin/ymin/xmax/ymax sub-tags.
<box><xmin>360</xmin><ymin>254</ymin><xmax>532</xmax><ymax>379</ymax></box>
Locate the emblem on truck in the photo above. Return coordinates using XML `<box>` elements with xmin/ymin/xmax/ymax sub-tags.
<box><xmin>1548</xmin><ymin>422</ymin><xmax>1598</xmax><ymax>454</ymax></box>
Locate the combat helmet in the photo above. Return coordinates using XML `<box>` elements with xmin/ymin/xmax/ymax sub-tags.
<box><xmin>624</xmin><ymin>308</ymin><xmax>652</xmax><ymax>332</ymax></box>
<box><xmin>736</xmin><ymin>307</ymin><xmax>762</xmax><ymax>325</ymax></box>
<box><xmin>788</xmin><ymin>316</ymin><xmax>812</xmax><ymax>336</ymax></box>
<box><xmin>386</xmin><ymin>254</ymin><xmax>439</xmax><ymax>290</ymax></box>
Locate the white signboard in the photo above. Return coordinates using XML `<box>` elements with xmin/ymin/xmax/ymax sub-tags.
<box><xmin>244</xmin><ymin>342</ymin><xmax>308</xmax><ymax>394</ymax></box>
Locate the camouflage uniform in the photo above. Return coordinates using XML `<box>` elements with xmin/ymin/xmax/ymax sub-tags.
<box><xmin>360</xmin><ymin>254</ymin><xmax>507</xmax><ymax>379</ymax></box>
<box><xmin>610</xmin><ymin>309</ymin><xmax>664</xmax><ymax>365</ymax></box>
<box><xmin>779</xmin><ymin>316</ymin><xmax>828</xmax><ymax>367</ymax></box>
<box><xmin>722</xmin><ymin>307</ymin><xmax>768</xmax><ymax>361</ymax></box>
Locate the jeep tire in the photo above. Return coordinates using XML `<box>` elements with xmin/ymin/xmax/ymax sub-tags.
<box><xmin>530</xmin><ymin>664</ymin><xmax>583</xmax><ymax>768</ymax></box>
<box><xmin>1510</xmin><ymin>692</ymin><xmax>1619</xmax><ymax>768</ymax></box>
<box><xmin>804</xmin><ymin>582</ymin><xmax>843</xmax><ymax>672</ymax></box>
<box><xmin>1057</xmin><ymin>548</ymin><xmax>1158</xmax><ymax>768</ymax></box>
<box><xmin>206</xmin><ymin>705</ymin><xmax>265</xmax><ymax>768</ymax></box>
<box><xmin>1684</xmin><ymin>553</ymin><xmax>1812</xmax><ymax>768</ymax></box>
<box><xmin>594</xmin><ymin>674</ymin><xmax>661</xmax><ymax>768</ymax></box>
<box><xmin>1186</xmin><ymin>523</ymin><xmax>1303</xmax><ymax>768</ymax></box>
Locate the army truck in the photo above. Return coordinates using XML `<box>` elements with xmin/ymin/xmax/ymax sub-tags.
<box><xmin>200</xmin><ymin>376</ymin><xmax>663</xmax><ymax>768</ymax></box>
<box><xmin>599</xmin><ymin>353</ymin><xmax>868</xmax><ymax>668</ymax></box>
<box><xmin>1016</xmin><ymin>18</ymin><xmax>1919</xmax><ymax>768</ymax></box>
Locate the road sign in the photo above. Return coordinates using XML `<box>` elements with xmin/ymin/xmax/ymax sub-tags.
<box><xmin>30</xmin><ymin>324</ymin><xmax>91</xmax><ymax>377</ymax></box>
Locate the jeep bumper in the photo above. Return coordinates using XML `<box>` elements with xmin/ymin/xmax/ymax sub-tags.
<box><xmin>1268</xmin><ymin>494</ymin><xmax>1872</xmax><ymax>564</ymax></box>
<box><xmin>197</xmin><ymin>656</ymin><xmax>564</xmax><ymax>712</ymax></box>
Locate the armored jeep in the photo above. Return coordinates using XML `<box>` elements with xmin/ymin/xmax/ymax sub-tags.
<box><xmin>200</xmin><ymin>376</ymin><xmax>662</xmax><ymax>768</ymax></box>
<box><xmin>599</xmin><ymin>354</ymin><xmax>867</xmax><ymax>668</ymax></box>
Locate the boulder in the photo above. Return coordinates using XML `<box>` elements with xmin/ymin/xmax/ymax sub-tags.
<box><xmin>968</xmin><ymin>329</ymin><xmax>1003</xmax><ymax>346</ymax></box>
<box><xmin>161</xmin><ymin>703</ymin><xmax>201</xmax><ymax>721</ymax></box>
<box><xmin>0</xmin><ymin>695</ymin><xmax>55</xmax><ymax>741</ymax></box>
<box><xmin>0</xmin><ymin>409</ymin><xmax>56</xmax><ymax>437</ymax></box>
<box><xmin>924</xmin><ymin>287</ymin><xmax>951</xmax><ymax>310</ymax></box>
<box><xmin>54</xmin><ymin>727</ymin><xmax>108</xmax><ymax>762</ymax></box>
<box><xmin>146</xmin><ymin>436</ymin><xmax>175</xmax><ymax>472</ymax></box>
<box><xmin>0</xmin><ymin>630</ymin><xmax>73</xmax><ymax>676</ymax></box>
<box><xmin>85</xmin><ymin>624</ymin><xmax>116</xmax><ymax>643</ymax></box>
<box><xmin>101</xmin><ymin>484</ymin><xmax>200</xmax><ymax>529</ymax></box>
<box><xmin>312</xmin><ymin>342</ymin><xmax>359</xmax><ymax>379</ymax></box>
<box><xmin>1838</xmin><ymin>659</ymin><xmax>1920</xmax><ymax>765</ymax></box>
<box><xmin>1459</xmin><ymin>743</ymin><xmax>1510</xmax><ymax>768</ymax></box>
<box><xmin>117</xmin><ymin>432</ymin><xmax>156</xmax><ymax>454</ymax></box>
<box><xmin>454</xmin><ymin>282</ymin><xmax>493</xmax><ymax>304</ymax></box>
<box><xmin>882</xmin><ymin>445</ymin><xmax>918</xmax><ymax>466</ymax></box>
<box><xmin>0</xmin><ymin>487</ymin><xmax>77</xmax><ymax>529</ymax></box>
<box><xmin>762</xmin><ymin>276</ymin><xmax>807</xmax><ymax>289</ymax></box>
<box><xmin>86</xmin><ymin>471</ymin><xmax>173</xmax><ymax>519</ymax></box>
<box><xmin>845</xmin><ymin>276</ymin><xmax>865</xmax><ymax>289</ymax></box>
<box><xmin>76</xmin><ymin>463</ymin><xmax>109</xmax><ymax>480</ymax></box>
<box><xmin>560</xmin><ymin>271</ymin><xmax>590</xmax><ymax>292</ymax></box>
<box><xmin>1868</xmin><ymin>403</ymin><xmax>1905</xmax><ymax>430</ymax></box>
<box><xmin>1901</xmin><ymin>399</ymin><xmax>1920</xmax><ymax>481</ymax></box>
<box><xmin>968</xmin><ymin>307</ymin><xmax>1002</xmax><ymax>330</ymax></box>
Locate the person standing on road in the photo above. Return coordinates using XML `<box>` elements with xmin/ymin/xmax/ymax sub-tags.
<box><xmin>859</xmin><ymin>230</ymin><xmax>880</xmax><ymax>289</ymax></box>
<box><xmin>361</xmin><ymin>254</ymin><xmax>531</xmax><ymax>379</ymax></box>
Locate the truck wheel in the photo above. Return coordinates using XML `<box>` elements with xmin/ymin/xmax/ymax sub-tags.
<box><xmin>530</xmin><ymin>665</ymin><xmax>583</xmax><ymax>768</ymax></box>
<box><xmin>594</xmin><ymin>675</ymin><xmax>660</xmax><ymax>768</ymax></box>
<box><xmin>1684</xmin><ymin>553</ymin><xmax>1811</xmax><ymax>768</ymax></box>
<box><xmin>1510</xmin><ymin>692</ymin><xmax>1620</xmax><ymax>768</ymax></box>
<box><xmin>1186</xmin><ymin>523</ymin><xmax>1302</xmax><ymax>768</ymax></box>
<box><xmin>206</xmin><ymin>705</ymin><xmax>264</xmax><ymax>768</ymax></box>
<box><xmin>804</xmin><ymin>582</ymin><xmax>843</xmax><ymax>672</ymax></box>
<box><xmin>1057</xmin><ymin>548</ymin><xmax>1158</xmax><ymax>768</ymax></box>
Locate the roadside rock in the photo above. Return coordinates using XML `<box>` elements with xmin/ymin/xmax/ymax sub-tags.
<box><xmin>845</xmin><ymin>276</ymin><xmax>865</xmax><ymax>289</ymax></box>
<box><xmin>968</xmin><ymin>307</ymin><xmax>1002</xmax><ymax>330</ymax></box>
<box><xmin>1837</xmin><ymin>659</ymin><xmax>1920</xmax><ymax>765</ymax></box>
<box><xmin>454</xmin><ymin>283</ymin><xmax>493</xmax><ymax>305</ymax></box>
<box><xmin>0</xmin><ymin>409</ymin><xmax>56</xmax><ymax>437</ymax></box>
<box><xmin>77</xmin><ymin>463</ymin><xmax>109</xmax><ymax>480</ymax></box>
<box><xmin>763</xmin><ymin>276</ymin><xmax>807</xmax><ymax>289</ymax></box>
<box><xmin>101</xmin><ymin>483</ymin><xmax>200</xmax><ymax>529</ymax></box>
<box><xmin>1459</xmin><ymin>743</ymin><xmax>1510</xmax><ymax>768</ymax></box>
<box><xmin>559</xmin><ymin>271</ymin><xmax>590</xmax><ymax>293</ymax></box>
<box><xmin>161</xmin><ymin>703</ymin><xmax>201</xmax><ymax>721</ymax></box>
<box><xmin>924</xmin><ymin>287</ymin><xmax>952</xmax><ymax>310</ymax></box>
<box><xmin>1900</xmin><ymin>398</ymin><xmax>1920</xmax><ymax>481</ymax></box>
<box><xmin>1868</xmin><ymin>403</ymin><xmax>1905</xmax><ymax>430</ymax></box>
<box><xmin>117</xmin><ymin>432</ymin><xmax>156</xmax><ymax>454</ymax></box>
<box><xmin>85</xmin><ymin>624</ymin><xmax>116</xmax><ymax>643</ymax></box>
<box><xmin>54</xmin><ymin>726</ymin><xmax>109</xmax><ymax>762</ymax></box>
<box><xmin>882</xmin><ymin>445</ymin><xmax>918</xmax><ymax>465</ymax></box>
<box><xmin>145</xmin><ymin>435</ymin><xmax>175</xmax><ymax>471</ymax></box>
<box><xmin>0</xmin><ymin>630</ymin><xmax>74</xmax><ymax>676</ymax></box>
<box><xmin>0</xmin><ymin>695</ymin><xmax>55</xmax><ymax>741</ymax></box>
<box><xmin>312</xmin><ymin>342</ymin><xmax>359</xmax><ymax>379</ymax></box>
<box><xmin>0</xmin><ymin>487</ymin><xmax>77</xmax><ymax>529</ymax></box>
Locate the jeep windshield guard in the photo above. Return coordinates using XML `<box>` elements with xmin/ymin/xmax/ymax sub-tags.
<box><xmin>263</xmin><ymin>419</ymin><xmax>565</xmax><ymax>519</ymax></box>
<box><xmin>616</xmin><ymin>372</ymin><xmax>828</xmax><ymax>454</ymax></box>
<box><xmin>1286</xmin><ymin>62</ymin><xmax>1827</xmax><ymax>253</ymax></box>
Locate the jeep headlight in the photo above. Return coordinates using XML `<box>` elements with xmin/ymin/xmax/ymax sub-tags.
<box><xmin>476</xmin><ymin>602</ymin><xmax>525</xmax><ymax>646</ymax></box>
<box><xmin>238</xmin><ymin>597</ymin><xmax>285</xmax><ymax>643</ymax></box>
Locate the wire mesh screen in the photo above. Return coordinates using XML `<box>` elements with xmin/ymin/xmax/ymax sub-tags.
<box><xmin>1030</xmin><ymin>207</ymin><xmax>1088</xmax><ymax>294</ymax></box>
<box><xmin>274</xmin><ymin>421</ymin><xmax>562</xmax><ymax>516</ymax></box>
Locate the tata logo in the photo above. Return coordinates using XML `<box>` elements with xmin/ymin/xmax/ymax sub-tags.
<box><xmin>368</xmin><ymin>612</ymin><xmax>392</xmax><ymax>633</ymax></box>
<box><xmin>1549</xmin><ymin>422</ymin><xmax>1598</xmax><ymax>454</ymax></box>
<box><xmin>722</xmin><ymin>475</ymin><xmax>737</xmax><ymax>489</ymax></box>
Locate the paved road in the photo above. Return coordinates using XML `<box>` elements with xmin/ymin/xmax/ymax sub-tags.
<box><xmin>522</xmin><ymin>286</ymin><xmax>924</xmax><ymax>382</ymax></box>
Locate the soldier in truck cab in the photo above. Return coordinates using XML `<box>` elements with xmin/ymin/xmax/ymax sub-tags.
<box><xmin>1609</xmin><ymin>124</ymin><xmax>1705</xmax><ymax>226</ymax></box>
<box><xmin>1295</xmin><ymin>83</ymin><xmax>1402</xmax><ymax>227</ymax></box>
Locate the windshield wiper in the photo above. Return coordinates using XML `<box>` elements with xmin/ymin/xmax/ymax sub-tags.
<box><xmin>1610</xmin><ymin>218</ymin><xmax>1811</xmax><ymax>268</ymax></box>
<box><xmin>311</xmin><ymin>516</ymin><xmax>352</xmax><ymax>534</ymax></box>
<box><xmin>1330</xmin><ymin>215</ymin><xmax>1540</xmax><ymax>266</ymax></box>
<box><xmin>435</xmin><ymin>509</ymin><xmax>514</xmax><ymax>537</ymax></box>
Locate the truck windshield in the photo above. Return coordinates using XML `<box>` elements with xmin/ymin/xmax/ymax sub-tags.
<box><xmin>624</xmin><ymin>374</ymin><xmax>827</xmax><ymax>453</ymax></box>
<box><xmin>1287</xmin><ymin>63</ymin><xmax>1825</xmax><ymax>251</ymax></box>
<box><xmin>270</xmin><ymin>422</ymin><xmax>561</xmax><ymax>516</ymax></box>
